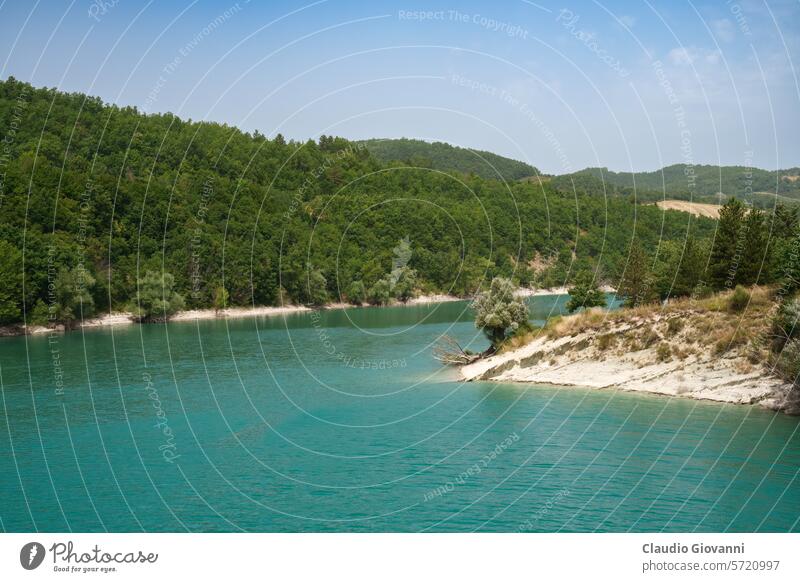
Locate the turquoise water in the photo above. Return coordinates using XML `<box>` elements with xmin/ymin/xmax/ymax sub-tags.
<box><xmin>1</xmin><ymin>295</ymin><xmax>798</xmax><ymax>532</ymax></box>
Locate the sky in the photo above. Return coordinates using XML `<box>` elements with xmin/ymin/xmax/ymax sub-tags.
<box><xmin>1</xmin><ymin>0</ymin><xmax>798</xmax><ymax>174</ymax></box>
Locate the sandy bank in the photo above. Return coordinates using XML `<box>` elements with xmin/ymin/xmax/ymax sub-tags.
<box><xmin>461</xmin><ymin>309</ymin><xmax>798</xmax><ymax>414</ymax></box>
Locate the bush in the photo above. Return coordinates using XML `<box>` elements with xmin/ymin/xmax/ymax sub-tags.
<box><xmin>771</xmin><ymin>297</ymin><xmax>800</xmax><ymax>351</ymax></box>
<box><xmin>728</xmin><ymin>285</ymin><xmax>751</xmax><ymax>312</ymax></box>
<box><xmin>666</xmin><ymin>318</ymin><xmax>684</xmax><ymax>336</ymax></box>
<box><xmin>774</xmin><ymin>339</ymin><xmax>800</xmax><ymax>385</ymax></box>
<box><xmin>597</xmin><ymin>333</ymin><xmax>615</xmax><ymax>351</ymax></box>
<box><xmin>656</xmin><ymin>342</ymin><xmax>672</xmax><ymax>362</ymax></box>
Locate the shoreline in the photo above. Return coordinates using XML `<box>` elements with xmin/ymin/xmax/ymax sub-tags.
<box><xmin>460</xmin><ymin>309</ymin><xmax>798</xmax><ymax>415</ymax></box>
<box><xmin>0</xmin><ymin>288</ymin><xmax>580</xmax><ymax>338</ymax></box>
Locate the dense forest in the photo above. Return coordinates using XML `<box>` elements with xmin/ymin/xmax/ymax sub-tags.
<box><xmin>360</xmin><ymin>138</ymin><xmax>540</xmax><ymax>182</ymax></box>
<box><xmin>3</xmin><ymin>77</ymin><xmax>794</xmax><ymax>329</ymax></box>
<box><xmin>568</xmin><ymin>164</ymin><xmax>800</xmax><ymax>207</ymax></box>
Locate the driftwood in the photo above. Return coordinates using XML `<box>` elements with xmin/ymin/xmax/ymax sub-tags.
<box><xmin>433</xmin><ymin>335</ymin><xmax>481</xmax><ymax>365</ymax></box>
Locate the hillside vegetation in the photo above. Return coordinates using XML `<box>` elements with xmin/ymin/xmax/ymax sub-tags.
<box><xmin>0</xmin><ymin>77</ymin><xmax>722</xmax><ymax>326</ymax></box>
<box><xmin>568</xmin><ymin>164</ymin><xmax>800</xmax><ymax>207</ymax></box>
<box><xmin>360</xmin><ymin>138</ymin><xmax>540</xmax><ymax>181</ymax></box>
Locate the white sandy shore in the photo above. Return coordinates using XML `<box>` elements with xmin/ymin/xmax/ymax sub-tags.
<box><xmin>1</xmin><ymin>288</ymin><xmax>583</xmax><ymax>337</ymax></box>
<box><xmin>461</xmin><ymin>318</ymin><xmax>796</xmax><ymax>413</ymax></box>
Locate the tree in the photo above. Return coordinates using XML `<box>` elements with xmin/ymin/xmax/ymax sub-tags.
<box><xmin>347</xmin><ymin>280</ymin><xmax>366</xmax><ymax>305</ymax></box>
<box><xmin>653</xmin><ymin>236</ymin><xmax>707</xmax><ymax>299</ymax></box>
<box><xmin>566</xmin><ymin>270</ymin><xmax>606</xmax><ymax>313</ymax></box>
<box><xmin>392</xmin><ymin>266</ymin><xmax>418</xmax><ymax>303</ymax></box>
<box><xmin>50</xmin><ymin>267</ymin><xmax>96</xmax><ymax>329</ymax></box>
<box><xmin>738</xmin><ymin>208</ymin><xmax>768</xmax><ymax>286</ymax></box>
<box><xmin>781</xmin><ymin>230</ymin><xmax>800</xmax><ymax>293</ymax></box>
<box><xmin>213</xmin><ymin>286</ymin><xmax>229</xmax><ymax>314</ymax></box>
<box><xmin>0</xmin><ymin>241</ymin><xmax>23</xmax><ymax>323</ymax></box>
<box><xmin>304</xmin><ymin>266</ymin><xmax>329</xmax><ymax>306</ymax></box>
<box><xmin>709</xmin><ymin>197</ymin><xmax>746</xmax><ymax>289</ymax></box>
<box><xmin>472</xmin><ymin>277</ymin><xmax>529</xmax><ymax>350</ymax></box>
<box><xmin>618</xmin><ymin>242</ymin><xmax>654</xmax><ymax>307</ymax></box>
<box><xmin>131</xmin><ymin>271</ymin><xmax>185</xmax><ymax>322</ymax></box>
<box><xmin>367</xmin><ymin>278</ymin><xmax>392</xmax><ymax>305</ymax></box>
<box><xmin>774</xmin><ymin>203</ymin><xmax>798</xmax><ymax>239</ymax></box>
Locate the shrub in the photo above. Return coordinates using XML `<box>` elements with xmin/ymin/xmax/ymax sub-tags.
<box><xmin>728</xmin><ymin>285</ymin><xmax>751</xmax><ymax>312</ymax></box>
<box><xmin>774</xmin><ymin>339</ymin><xmax>800</xmax><ymax>385</ymax></box>
<box><xmin>656</xmin><ymin>342</ymin><xmax>672</xmax><ymax>362</ymax></box>
<box><xmin>597</xmin><ymin>333</ymin><xmax>615</xmax><ymax>351</ymax></box>
<box><xmin>666</xmin><ymin>318</ymin><xmax>684</xmax><ymax>336</ymax></box>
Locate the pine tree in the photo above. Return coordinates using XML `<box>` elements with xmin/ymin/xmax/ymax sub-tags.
<box><xmin>738</xmin><ymin>208</ymin><xmax>768</xmax><ymax>286</ymax></box>
<box><xmin>618</xmin><ymin>242</ymin><xmax>654</xmax><ymax>307</ymax></box>
<box><xmin>709</xmin><ymin>198</ymin><xmax>746</xmax><ymax>289</ymax></box>
<box><xmin>566</xmin><ymin>270</ymin><xmax>606</xmax><ymax>313</ymax></box>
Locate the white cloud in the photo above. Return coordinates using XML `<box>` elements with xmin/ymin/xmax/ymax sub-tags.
<box><xmin>711</xmin><ymin>18</ymin><xmax>735</xmax><ymax>42</ymax></box>
<box><xmin>667</xmin><ymin>47</ymin><xmax>694</xmax><ymax>65</ymax></box>
<box><xmin>667</xmin><ymin>46</ymin><xmax>722</xmax><ymax>66</ymax></box>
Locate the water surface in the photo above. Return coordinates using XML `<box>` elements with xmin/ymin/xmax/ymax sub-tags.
<box><xmin>1</xmin><ymin>295</ymin><xmax>798</xmax><ymax>532</ymax></box>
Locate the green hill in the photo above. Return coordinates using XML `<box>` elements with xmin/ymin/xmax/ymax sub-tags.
<box><xmin>567</xmin><ymin>165</ymin><xmax>800</xmax><ymax>207</ymax></box>
<box><xmin>360</xmin><ymin>138</ymin><xmax>540</xmax><ymax>181</ymax></box>
<box><xmin>0</xmin><ymin>78</ymin><xmax>717</xmax><ymax>325</ymax></box>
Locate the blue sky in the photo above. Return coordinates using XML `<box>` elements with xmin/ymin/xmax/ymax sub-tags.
<box><xmin>1</xmin><ymin>0</ymin><xmax>798</xmax><ymax>174</ymax></box>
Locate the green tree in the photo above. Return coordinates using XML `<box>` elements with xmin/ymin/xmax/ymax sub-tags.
<box><xmin>472</xmin><ymin>277</ymin><xmax>529</xmax><ymax>350</ymax></box>
<box><xmin>367</xmin><ymin>278</ymin><xmax>392</xmax><ymax>305</ymax></box>
<box><xmin>653</xmin><ymin>236</ymin><xmax>707</xmax><ymax>299</ymax></box>
<box><xmin>51</xmin><ymin>267</ymin><xmax>96</xmax><ymax>329</ymax></box>
<box><xmin>304</xmin><ymin>266</ymin><xmax>329</xmax><ymax>306</ymax></box>
<box><xmin>392</xmin><ymin>266</ymin><xmax>418</xmax><ymax>303</ymax></box>
<box><xmin>781</xmin><ymin>231</ymin><xmax>800</xmax><ymax>293</ymax></box>
<box><xmin>347</xmin><ymin>280</ymin><xmax>366</xmax><ymax>305</ymax></box>
<box><xmin>709</xmin><ymin>198</ymin><xmax>746</xmax><ymax>289</ymax></box>
<box><xmin>566</xmin><ymin>270</ymin><xmax>606</xmax><ymax>313</ymax></box>
<box><xmin>0</xmin><ymin>241</ymin><xmax>23</xmax><ymax>323</ymax></box>
<box><xmin>131</xmin><ymin>271</ymin><xmax>186</xmax><ymax>322</ymax></box>
<box><xmin>213</xmin><ymin>286</ymin><xmax>229</xmax><ymax>313</ymax></box>
<box><xmin>738</xmin><ymin>208</ymin><xmax>768</xmax><ymax>286</ymax></box>
<box><xmin>618</xmin><ymin>242</ymin><xmax>654</xmax><ymax>307</ymax></box>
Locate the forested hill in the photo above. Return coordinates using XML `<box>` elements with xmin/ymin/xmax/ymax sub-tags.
<box><xmin>568</xmin><ymin>165</ymin><xmax>800</xmax><ymax>206</ymax></box>
<box><xmin>0</xmin><ymin>77</ymin><xmax>717</xmax><ymax>325</ymax></box>
<box><xmin>360</xmin><ymin>138</ymin><xmax>540</xmax><ymax>181</ymax></box>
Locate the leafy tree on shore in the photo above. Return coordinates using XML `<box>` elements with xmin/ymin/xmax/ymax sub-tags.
<box><xmin>346</xmin><ymin>280</ymin><xmax>366</xmax><ymax>305</ymax></box>
<box><xmin>305</xmin><ymin>266</ymin><xmax>329</xmax><ymax>306</ymax></box>
<box><xmin>49</xmin><ymin>267</ymin><xmax>96</xmax><ymax>330</ymax></box>
<box><xmin>392</xmin><ymin>266</ymin><xmax>418</xmax><ymax>303</ymax></box>
<box><xmin>472</xmin><ymin>277</ymin><xmax>529</xmax><ymax>350</ymax></box>
<box><xmin>0</xmin><ymin>241</ymin><xmax>23</xmax><ymax>323</ymax></box>
<box><xmin>368</xmin><ymin>278</ymin><xmax>392</xmax><ymax>305</ymax></box>
<box><xmin>130</xmin><ymin>271</ymin><xmax>185</xmax><ymax>322</ymax></box>
<box><xmin>566</xmin><ymin>271</ymin><xmax>606</xmax><ymax>313</ymax></box>
<box><xmin>213</xmin><ymin>286</ymin><xmax>229</xmax><ymax>314</ymax></box>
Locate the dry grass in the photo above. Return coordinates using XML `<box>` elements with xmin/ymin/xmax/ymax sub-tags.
<box><xmin>533</xmin><ymin>286</ymin><xmax>776</xmax><ymax>360</ymax></box>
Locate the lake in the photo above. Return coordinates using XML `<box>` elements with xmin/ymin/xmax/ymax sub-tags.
<box><xmin>1</xmin><ymin>295</ymin><xmax>798</xmax><ymax>532</ymax></box>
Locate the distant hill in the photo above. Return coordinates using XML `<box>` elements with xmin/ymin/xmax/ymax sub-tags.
<box><xmin>566</xmin><ymin>165</ymin><xmax>800</xmax><ymax>206</ymax></box>
<box><xmin>360</xmin><ymin>138</ymin><xmax>540</xmax><ymax>181</ymax></box>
